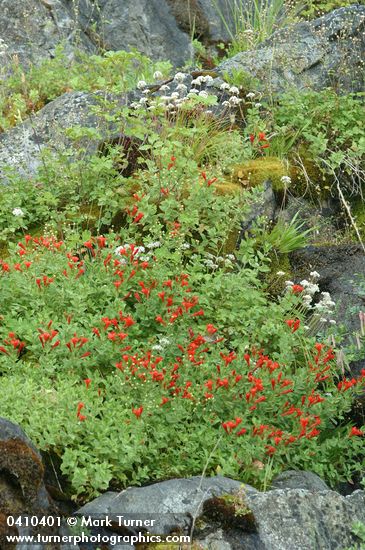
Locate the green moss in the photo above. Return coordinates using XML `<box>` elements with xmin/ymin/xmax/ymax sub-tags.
<box><xmin>289</xmin><ymin>150</ymin><xmax>333</xmax><ymax>200</ymax></box>
<box><xmin>349</xmin><ymin>196</ymin><xmax>365</xmax><ymax>240</ymax></box>
<box><xmin>265</xmin><ymin>252</ymin><xmax>292</xmax><ymax>297</ymax></box>
<box><xmin>227</xmin><ymin>157</ymin><xmax>290</xmax><ymax>194</ymax></box>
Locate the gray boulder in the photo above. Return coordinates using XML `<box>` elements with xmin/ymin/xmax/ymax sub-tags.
<box><xmin>0</xmin><ymin>0</ymin><xmax>96</xmax><ymax>70</ymax></box>
<box><xmin>76</xmin><ymin>475</ymin><xmax>365</xmax><ymax>549</ymax></box>
<box><xmin>245</xmin><ymin>488</ymin><xmax>365</xmax><ymax>550</ymax></box>
<box><xmin>76</xmin><ymin>476</ymin><xmax>257</xmax><ymax>536</ymax></box>
<box><xmin>217</xmin><ymin>5</ymin><xmax>365</xmax><ymax>94</ymax></box>
<box><xmin>83</xmin><ymin>0</ymin><xmax>193</xmax><ymax>68</ymax></box>
<box><xmin>290</xmin><ymin>243</ymin><xmax>365</xmax><ymax>341</ymax></box>
<box><xmin>270</xmin><ymin>470</ymin><xmax>330</xmax><ymax>492</ymax></box>
<box><xmin>0</xmin><ymin>90</ymin><xmax>126</xmax><ymax>179</ymax></box>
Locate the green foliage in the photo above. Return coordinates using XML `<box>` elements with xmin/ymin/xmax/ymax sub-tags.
<box><xmin>212</xmin><ymin>0</ymin><xmax>300</xmax><ymax>58</ymax></box>
<box><xmin>298</xmin><ymin>0</ymin><xmax>363</xmax><ymax>19</ymax></box>
<box><xmin>0</xmin><ymin>36</ymin><xmax>364</xmax><ymax>504</ymax></box>
<box><xmin>0</xmin><ymin>150</ymin><xmax>364</xmax><ymax>499</ymax></box>
<box><xmin>0</xmin><ymin>46</ymin><xmax>171</xmax><ymax>130</ymax></box>
<box><xmin>264</xmin><ymin>212</ymin><xmax>313</xmax><ymax>254</ymax></box>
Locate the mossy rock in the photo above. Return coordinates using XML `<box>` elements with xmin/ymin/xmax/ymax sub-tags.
<box><xmin>227</xmin><ymin>156</ymin><xmax>290</xmax><ymax>200</ymax></box>
<box><xmin>349</xmin><ymin>195</ymin><xmax>365</xmax><ymax>240</ymax></box>
<box><xmin>289</xmin><ymin>150</ymin><xmax>333</xmax><ymax>200</ymax></box>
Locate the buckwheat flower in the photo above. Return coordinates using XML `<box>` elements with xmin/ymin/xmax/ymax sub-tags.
<box><xmin>176</xmin><ymin>83</ymin><xmax>187</xmax><ymax>93</ymax></box>
<box><xmin>12</xmin><ymin>208</ymin><xmax>24</xmax><ymax>217</ymax></box>
<box><xmin>191</xmin><ymin>76</ymin><xmax>203</xmax><ymax>86</ymax></box>
<box><xmin>199</xmin><ymin>90</ymin><xmax>208</xmax><ymax>98</ymax></box>
<box><xmin>220</xmin><ymin>82</ymin><xmax>230</xmax><ymax>91</ymax></box>
<box><xmin>319</xmin><ymin>318</ymin><xmax>328</xmax><ymax>323</ymax></box>
<box><xmin>188</xmin><ymin>88</ymin><xmax>199</xmax><ymax>94</ymax></box>
<box><xmin>204</xmin><ymin>75</ymin><xmax>214</xmax><ymax>86</ymax></box>
<box><xmin>229</xmin><ymin>96</ymin><xmax>241</xmax><ymax>106</ymax></box>
<box><xmin>229</xmin><ymin>86</ymin><xmax>239</xmax><ymax>95</ymax></box>
<box><xmin>329</xmin><ymin>320</ymin><xmax>337</xmax><ymax>325</ymax></box>
<box><xmin>139</xmin><ymin>97</ymin><xmax>148</xmax><ymax>105</ymax></box>
<box><xmin>276</xmin><ymin>271</ymin><xmax>286</xmax><ymax>276</ymax></box>
<box><xmin>280</xmin><ymin>175</ymin><xmax>291</xmax><ymax>185</ymax></box>
<box><xmin>159</xmin><ymin>337</ymin><xmax>170</xmax><ymax>347</ymax></box>
<box><xmin>310</xmin><ymin>271</ymin><xmax>320</xmax><ymax>279</ymax></box>
<box><xmin>246</xmin><ymin>92</ymin><xmax>255</xmax><ymax>98</ymax></box>
<box><xmin>137</xmin><ymin>80</ymin><xmax>147</xmax><ymax>89</ymax></box>
<box><xmin>174</xmin><ymin>72</ymin><xmax>187</xmax><ymax>83</ymax></box>
<box><xmin>159</xmin><ymin>84</ymin><xmax>170</xmax><ymax>92</ymax></box>
<box><xmin>170</xmin><ymin>92</ymin><xmax>179</xmax><ymax>100</ymax></box>
<box><xmin>181</xmin><ymin>243</ymin><xmax>190</xmax><ymax>249</ymax></box>
<box><xmin>146</xmin><ymin>241</ymin><xmax>161</xmax><ymax>249</ymax></box>
<box><xmin>227</xmin><ymin>254</ymin><xmax>235</xmax><ymax>261</ymax></box>
<box><xmin>153</xmin><ymin>71</ymin><xmax>163</xmax><ymax>80</ymax></box>
<box><xmin>222</xmin><ymin>100</ymin><xmax>230</xmax><ymax>107</ymax></box>
<box><xmin>254</xmin><ymin>102</ymin><xmax>262</xmax><ymax>108</ymax></box>
<box><xmin>152</xmin><ymin>344</ymin><xmax>163</xmax><ymax>351</ymax></box>
<box><xmin>285</xmin><ymin>280</ymin><xmax>294</xmax><ymax>286</ymax></box>
<box><xmin>130</xmin><ymin>102</ymin><xmax>139</xmax><ymax>109</ymax></box>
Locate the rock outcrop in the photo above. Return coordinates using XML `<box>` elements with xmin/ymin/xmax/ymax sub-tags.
<box><xmin>217</xmin><ymin>5</ymin><xmax>365</xmax><ymax>94</ymax></box>
<box><xmin>77</xmin><ymin>474</ymin><xmax>365</xmax><ymax>549</ymax></box>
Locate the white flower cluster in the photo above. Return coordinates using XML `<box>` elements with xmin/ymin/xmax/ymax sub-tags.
<box><xmin>146</xmin><ymin>241</ymin><xmax>161</xmax><ymax>249</ymax></box>
<box><xmin>114</xmin><ymin>244</ymin><xmax>145</xmax><ymax>263</ymax></box>
<box><xmin>152</xmin><ymin>337</ymin><xmax>171</xmax><ymax>352</ymax></box>
<box><xmin>280</xmin><ymin>175</ymin><xmax>291</xmax><ymax>185</ymax></box>
<box><xmin>203</xmin><ymin>252</ymin><xmax>236</xmax><ymax>269</ymax></box>
<box><xmin>12</xmin><ymin>207</ymin><xmax>24</xmax><ymax>217</ymax></box>
<box><xmin>287</xmin><ymin>271</ymin><xmax>337</xmax><ymax>324</ymax></box>
<box><xmin>191</xmin><ymin>75</ymin><xmax>214</xmax><ymax>87</ymax></box>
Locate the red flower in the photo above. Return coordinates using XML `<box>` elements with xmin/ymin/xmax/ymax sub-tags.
<box><xmin>84</xmin><ymin>378</ymin><xmax>91</xmax><ymax>389</ymax></box>
<box><xmin>292</xmin><ymin>284</ymin><xmax>304</xmax><ymax>294</ymax></box>
<box><xmin>132</xmin><ymin>406</ymin><xmax>143</xmax><ymax>418</ymax></box>
<box><xmin>349</xmin><ymin>427</ymin><xmax>364</xmax><ymax>437</ymax></box>
<box><xmin>133</xmin><ymin>212</ymin><xmax>144</xmax><ymax>224</ymax></box>
<box><xmin>285</xmin><ymin>319</ymin><xmax>300</xmax><ymax>333</ymax></box>
<box><xmin>206</xmin><ymin>324</ymin><xmax>217</xmax><ymax>334</ymax></box>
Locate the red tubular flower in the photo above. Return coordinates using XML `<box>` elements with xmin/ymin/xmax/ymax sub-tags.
<box><xmin>97</xmin><ymin>236</ymin><xmax>106</xmax><ymax>248</ymax></box>
<box><xmin>285</xmin><ymin>319</ymin><xmax>300</xmax><ymax>333</ymax></box>
<box><xmin>84</xmin><ymin>378</ymin><xmax>91</xmax><ymax>389</ymax></box>
<box><xmin>349</xmin><ymin>427</ymin><xmax>364</xmax><ymax>437</ymax></box>
<box><xmin>133</xmin><ymin>212</ymin><xmax>144</xmax><ymax>224</ymax></box>
<box><xmin>206</xmin><ymin>324</ymin><xmax>217</xmax><ymax>334</ymax></box>
<box><xmin>160</xmin><ymin>397</ymin><xmax>169</xmax><ymax>406</ymax></box>
<box><xmin>237</xmin><ymin>428</ymin><xmax>247</xmax><ymax>436</ymax></box>
<box><xmin>132</xmin><ymin>407</ymin><xmax>143</xmax><ymax>418</ymax></box>
<box><xmin>292</xmin><ymin>284</ymin><xmax>304</xmax><ymax>294</ymax></box>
